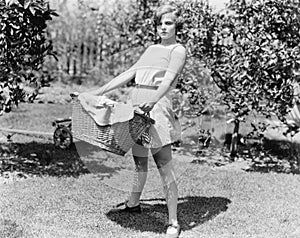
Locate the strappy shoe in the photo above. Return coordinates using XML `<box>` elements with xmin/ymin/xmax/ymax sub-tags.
<box><xmin>166</xmin><ymin>223</ymin><xmax>181</xmax><ymax>238</ymax></box>
<box><xmin>116</xmin><ymin>200</ymin><xmax>142</xmax><ymax>214</ymax></box>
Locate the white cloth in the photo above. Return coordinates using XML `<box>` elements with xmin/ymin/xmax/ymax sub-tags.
<box><xmin>78</xmin><ymin>93</ymin><xmax>135</xmax><ymax>126</ymax></box>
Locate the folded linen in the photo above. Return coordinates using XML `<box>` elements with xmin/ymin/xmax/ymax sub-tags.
<box><xmin>78</xmin><ymin>92</ymin><xmax>135</xmax><ymax>126</ymax></box>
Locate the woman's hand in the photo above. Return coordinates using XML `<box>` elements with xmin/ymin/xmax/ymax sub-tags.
<box><xmin>139</xmin><ymin>102</ymin><xmax>156</xmax><ymax>113</ymax></box>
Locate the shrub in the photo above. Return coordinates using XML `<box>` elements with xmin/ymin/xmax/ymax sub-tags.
<box><xmin>210</xmin><ymin>0</ymin><xmax>300</xmax><ymax>155</ymax></box>
<box><xmin>0</xmin><ymin>0</ymin><xmax>57</xmax><ymax>113</ymax></box>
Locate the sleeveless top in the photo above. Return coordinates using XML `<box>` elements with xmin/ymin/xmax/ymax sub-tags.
<box><xmin>130</xmin><ymin>43</ymin><xmax>186</xmax><ymax>148</ymax></box>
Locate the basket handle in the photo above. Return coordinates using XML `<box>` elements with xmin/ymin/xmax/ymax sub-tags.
<box><xmin>134</xmin><ymin>111</ymin><xmax>155</xmax><ymax>124</ymax></box>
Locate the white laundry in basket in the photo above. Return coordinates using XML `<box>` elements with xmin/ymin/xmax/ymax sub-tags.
<box><xmin>78</xmin><ymin>92</ymin><xmax>135</xmax><ymax>126</ymax></box>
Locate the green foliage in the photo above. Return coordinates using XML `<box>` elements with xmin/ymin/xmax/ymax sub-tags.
<box><xmin>47</xmin><ymin>0</ymin><xmax>159</xmax><ymax>84</ymax></box>
<box><xmin>97</xmin><ymin>0</ymin><xmax>160</xmax><ymax>78</ymax></box>
<box><xmin>207</xmin><ymin>0</ymin><xmax>300</xmax><ymax>155</ymax></box>
<box><xmin>211</xmin><ymin>0</ymin><xmax>300</xmax><ymax>124</ymax></box>
<box><xmin>166</xmin><ymin>0</ymin><xmax>220</xmax><ymax>118</ymax></box>
<box><xmin>0</xmin><ymin>0</ymin><xmax>57</xmax><ymax>113</ymax></box>
<box><xmin>177</xmin><ymin>0</ymin><xmax>217</xmax><ymax>59</ymax></box>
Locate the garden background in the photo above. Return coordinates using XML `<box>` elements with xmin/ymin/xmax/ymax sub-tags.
<box><xmin>1</xmin><ymin>0</ymin><xmax>300</xmax><ymax>237</ymax></box>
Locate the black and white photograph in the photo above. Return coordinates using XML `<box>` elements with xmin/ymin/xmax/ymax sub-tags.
<box><xmin>0</xmin><ymin>0</ymin><xmax>300</xmax><ymax>237</ymax></box>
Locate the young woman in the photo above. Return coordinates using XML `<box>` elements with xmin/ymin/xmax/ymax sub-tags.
<box><xmin>91</xmin><ymin>5</ymin><xmax>186</xmax><ymax>238</ymax></box>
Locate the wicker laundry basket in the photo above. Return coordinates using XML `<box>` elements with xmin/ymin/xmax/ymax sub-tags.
<box><xmin>71</xmin><ymin>96</ymin><xmax>154</xmax><ymax>156</ymax></box>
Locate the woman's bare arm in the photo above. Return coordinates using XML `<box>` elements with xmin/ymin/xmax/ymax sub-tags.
<box><xmin>90</xmin><ymin>67</ymin><xmax>136</xmax><ymax>96</ymax></box>
<box><xmin>153</xmin><ymin>45</ymin><xmax>186</xmax><ymax>101</ymax></box>
<box><xmin>90</xmin><ymin>46</ymin><xmax>151</xmax><ymax>96</ymax></box>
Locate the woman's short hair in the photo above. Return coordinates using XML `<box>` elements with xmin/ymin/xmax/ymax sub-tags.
<box><xmin>154</xmin><ymin>4</ymin><xmax>183</xmax><ymax>32</ymax></box>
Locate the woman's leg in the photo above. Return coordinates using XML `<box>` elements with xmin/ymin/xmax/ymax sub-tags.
<box><xmin>151</xmin><ymin>144</ymin><xmax>178</xmax><ymax>225</ymax></box>
<box><xmin>127</xmin><ymin>143</ymin><xmax>149</xmax><ymax>207</ymax></box>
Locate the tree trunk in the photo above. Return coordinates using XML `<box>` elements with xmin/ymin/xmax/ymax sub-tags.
<box><xmin>73</xmin><ymin>58</ymin><xmax>77</xmax><ymax>75</ymax></box>
<box><xmin>230</xmin><ymin>119</ymin><xmax>240</xmax><ymax>158</ymax></box>
<box><xmin>66</xmin><ymin>51</ymin><xmax>70</xmax><ymax>74</ymax></box>
<box><xmin>79</xmin><ymin>42</ymin><xmax>84</xmax><ymax>75</ymax></box>
<box><xmin>96</xmin><ymin>11</ymin><xmax>103</xmax><ymax>66</ymax></box>
<box><xmin>86</xmin><ymin>39</ymin><xmax>91</xmax><ymax>69</ymax></box>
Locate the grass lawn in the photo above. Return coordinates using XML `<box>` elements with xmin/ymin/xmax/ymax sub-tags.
<box><xmin>1</xmin><ymin>165</ymin><xmax>300</xmax><ymax>238</ymax></box>
<box><xmin>0</xmin><ymin>91</ymin><xmax>300</xmax><ymax>238</ymax></box>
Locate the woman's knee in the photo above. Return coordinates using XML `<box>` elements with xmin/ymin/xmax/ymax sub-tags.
<box><xmin>159</xmin><ymin>164</ymin><xmax>177</xmax><ymax>186</ymax></box>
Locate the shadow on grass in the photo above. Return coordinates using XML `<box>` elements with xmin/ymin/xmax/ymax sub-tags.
<box><xmin>106</xmin><ymin>196</ymin><xmax>231</xmax><ymax>234</ymax></box>
<box><xmin>0</xmin><ymin>141</ymin><xmax>124</xmax><ymax>179</ymax></box>
<box><xmin>247</xmin><ymin>138</ymin><xmax>300</xmax><ymax>174</ymax></box>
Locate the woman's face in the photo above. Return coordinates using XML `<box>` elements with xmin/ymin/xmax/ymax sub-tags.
<box><xmin>157</xmin><ymin>13</ymin><xmax>176</xmax><ymax>40</ymax></box>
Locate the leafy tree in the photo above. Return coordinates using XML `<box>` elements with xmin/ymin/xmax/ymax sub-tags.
<box><xmin>0</xmin><ymin>0</ymin><xmax>57</xmax><ymax>113</ymax></box>
<box><xmin>97</xmin><ymin>0</ymin><xmax>159</xmax><ymax>78</ymax></box>
<box><xmin>174</xmin><ymin>0</ymin><xmax>219</xmax><ymax>118</ymax></box>
<box><xmin>210</xmin><ymin>0</ymin><xmax>300</xmax><ymax>156</ymax></box>
<box><xmin>46</xmin><ymin>0</ymin><xmax>159</xmax><ymax>84</ymax></box>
